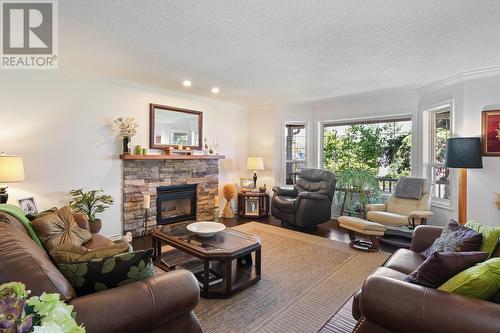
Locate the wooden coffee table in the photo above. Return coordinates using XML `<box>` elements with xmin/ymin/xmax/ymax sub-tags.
<box><xmin>152</xmin><ymin>221</ymin><xmax>261</xmax><ymax>298</ymax></box>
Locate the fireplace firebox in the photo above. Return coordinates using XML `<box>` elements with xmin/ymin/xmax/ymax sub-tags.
<box><xmin>156</xmin><ymin>184</ymin><xmax>197</xmax><ymax>225</ymax></box>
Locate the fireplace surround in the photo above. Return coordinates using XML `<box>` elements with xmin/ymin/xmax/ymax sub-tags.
<box><xmin>156</xmin><ymin>184</ymin><xmax>197</xmax><ymax>225</ymax></box>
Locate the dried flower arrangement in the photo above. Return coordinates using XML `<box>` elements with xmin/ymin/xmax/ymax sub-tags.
<box><xmin>114</xmin><ymin>117</ymin><xmax>139</xmax><ymax>138</ymax></box>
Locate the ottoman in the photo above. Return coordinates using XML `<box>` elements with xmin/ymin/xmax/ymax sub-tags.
<box><xmin>338</xmin><ymin>216</ymin><xmax>386</xmax><ymax>252</ymax></box>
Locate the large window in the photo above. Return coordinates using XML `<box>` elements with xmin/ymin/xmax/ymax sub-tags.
<box><xmin>284</xmin><ymin>123</ymin><xmax>307</xmax><ymax>184</ymax></box>
<box><xmin>429</xmin><ymin>107</ymin><xmax>451</xmax><ymax>201</ymax></box>
<box><xmin>322</xmin><ymin>118</ymin><xmax>412</xmax><ymax>186</ymax></box>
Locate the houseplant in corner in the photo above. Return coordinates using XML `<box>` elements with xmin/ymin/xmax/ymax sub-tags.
<box><xmin>114</xmin><ymin>117</ymin><xmax>139</xmax><ymax>155</ymax></box>
<box><xmin>67</xmin><ymin>189</ymin><xmax>114</xmax><ymax>233</ymax></box>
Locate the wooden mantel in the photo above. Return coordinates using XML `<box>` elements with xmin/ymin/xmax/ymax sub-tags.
<box><xmin>120</xmin><ymin>154</ymin><xmax>225</xmax><ymax>160</ymax></box>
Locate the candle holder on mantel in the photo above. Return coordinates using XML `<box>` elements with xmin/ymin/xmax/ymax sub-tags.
<box><xmin>142</xmin><ymin>194</ymin><xmax>151</xmax><ymax>238</ymax></box>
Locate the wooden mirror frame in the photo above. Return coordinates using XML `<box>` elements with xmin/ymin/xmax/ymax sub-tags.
<box><xmin>149</xmin><ymin>103</ymin><xmax>203</xmax><ymax>150</ymax></box>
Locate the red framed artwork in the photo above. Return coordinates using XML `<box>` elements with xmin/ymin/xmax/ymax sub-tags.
<box><xmin>482</xmin><ymin>110</ymin><xmax>500</xmax><ymax>156</ymax></box>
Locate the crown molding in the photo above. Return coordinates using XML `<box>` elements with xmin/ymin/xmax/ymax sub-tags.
<box><xmin>419</xmin><ymin>66</ymin><xmax>500</xmax><ymax>93</ymax></box>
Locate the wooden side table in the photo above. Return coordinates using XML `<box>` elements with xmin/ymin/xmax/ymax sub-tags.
<box><xmin>237</xmin><ymin>191</ymin><xmax>270</xmax><ymax>218</ymax></box>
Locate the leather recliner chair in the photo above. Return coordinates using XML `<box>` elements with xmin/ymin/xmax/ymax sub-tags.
<box><xmin>271</xmin><ymin>168</ymin><xmax>336</xmax><ymax>228</ymax></box>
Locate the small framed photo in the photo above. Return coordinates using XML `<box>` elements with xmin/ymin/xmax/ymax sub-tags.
<box><xmin>482</xmin><ymin>110</ymin><xmax>500</xmax><ymax>156</ymax></box>
<box><xmin>244</xmin><ymin>197</ymin><xmax>259</xmax><ymax>216</ymax></box>
<box><xmin>18</xmin><ymin>197</ymin><xmax>38</xmax><ymax>215</ymax></box>
<box><xmin>240</xmin><ymin>178</ymin><xmax>254</xmax><ymax>190</ymax></box>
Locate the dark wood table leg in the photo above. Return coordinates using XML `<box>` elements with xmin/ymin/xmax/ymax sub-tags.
<box><xmin>152</xmin><ymin>237</ymin><xmax>160</xmax><ymax>261</ymax></box>
<box><xmin>203</xmin><ymin>260</ymin><xmax>210</xmax><ymax>294</ymax></box>
<box><xmin>225</xmin><ymin>259</ymin><xmax>232</xmax><ymax>296</ymax></box>
<box><xmin>255</xmin><ymin>248</ymin><xmax>261</xmax><ymax>277</ymax></box>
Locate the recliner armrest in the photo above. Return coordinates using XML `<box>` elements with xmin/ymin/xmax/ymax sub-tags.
<box><xmin>408</xmin><ymin>210</ymin><xmax>434</xmax><ymax>219</ymax></box>
<box><xmin>297</xmin><ymin>192</ymin><xmax>329</xmax><ymax>201</ymax></box>
<box><xmin>70</xmin><ymin>269</ymin><xmax>200</xmax><ymax>333</ymax></box>
<box><xmin>272</xmin><ymin>185</ymin><xmax>298</xmax><ymax>197</ymax></box>
<box><xmin>365</xmin><ymin>204</ymin><xmax>386</xmax><ymax>212</ymax></box>
<box><xmin>360</xmin><ymin>276</ymin><xmax>500</xmax><ymax>333</ymax></box>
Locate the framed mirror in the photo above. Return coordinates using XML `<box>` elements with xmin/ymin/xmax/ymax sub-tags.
<box><xmin>150</xmin><ymin>104</ymin><xmax>203</xmax><ymax>150</ymax></box>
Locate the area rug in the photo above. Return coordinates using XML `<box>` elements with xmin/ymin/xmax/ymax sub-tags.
<box><xmin>191</xmin><ymin>222</ymin><xmax>390</xmax><ymax>333</ymax></box>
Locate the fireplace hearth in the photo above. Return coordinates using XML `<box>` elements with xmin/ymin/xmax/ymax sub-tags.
<box><xmin>156</xmin><ymin>184</ymin><xmax>197</xmax><ymax>225</ymax></box>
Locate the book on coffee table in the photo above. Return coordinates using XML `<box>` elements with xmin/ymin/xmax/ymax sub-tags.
<box><xmin>195</xmin><ymin>270</ymin><xmax>223</xmax><ymax>288</ymax></box>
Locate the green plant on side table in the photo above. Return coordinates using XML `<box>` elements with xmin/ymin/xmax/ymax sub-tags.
<box><xmin>67</xmin><ymin>189</ymin><xmax>114</xmax><ymax>234</ymax></box>
<box><xmin>335</xmin><ymin>169</ymin><xmax>380</xmax><ymax>217</ymax></box>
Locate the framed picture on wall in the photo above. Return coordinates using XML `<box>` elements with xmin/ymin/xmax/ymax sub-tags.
<box><xmin>18</xmin><ymin>197</ymin><xmax>38</xmax><ymax>215</ymax></box>
<box><xmin>482</xmin><ymin>110</ymin><xmax>500</xmax><ymax>156</ymax></box>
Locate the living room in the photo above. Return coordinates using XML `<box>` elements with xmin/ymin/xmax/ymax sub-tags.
<box><xmin>1</xmin><ymin>1</ymin><xmax>500</xmax><ymax>333</ymax></box>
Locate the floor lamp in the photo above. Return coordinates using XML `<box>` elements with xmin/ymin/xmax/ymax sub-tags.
<box><xmin>444</xmin><ymin>137</ymin><xmax>483</xmax><ymax>225</ymax></box>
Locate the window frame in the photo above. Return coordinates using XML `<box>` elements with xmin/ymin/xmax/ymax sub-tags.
<box><xmin>282</xmin><ymin>121</ymin><xmax>310</xmax><ymax>185</ymax></box>
<box><xmin>423</xmin><ymin>102</ymin><xmax>454</xmax><ymax>209</ymax></box>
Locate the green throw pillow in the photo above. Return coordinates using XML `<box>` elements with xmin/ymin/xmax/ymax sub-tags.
<box><xmin>58</xmin><ymin>249</ymin><xmax>155</xmax><ymax>296</ymax></box>
<box><xmin>465</xmin><ymin>221</ymin><xmax>500</xmax><ymax>257</ymax></box>
<box><xmin>438</xmin><ymin>257</ymin><xmax>500</xmax><ymax>300</ymax></box>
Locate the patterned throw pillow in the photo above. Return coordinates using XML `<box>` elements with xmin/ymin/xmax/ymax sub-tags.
<box><xmin>58</xmin><ymin>249</ymin><xmax>155</xmax><ymax>296</ymax></box>
<box><xmin>422</xmin><ymin>220</ymin><xmax>483</xmax><ymax>258</ymax></box>
<box><xmin>31</xmin><ymin>206</ymin><xmax>92</xmax><ymax>250</ymax></box>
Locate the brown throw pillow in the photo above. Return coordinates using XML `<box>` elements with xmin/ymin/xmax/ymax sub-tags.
<box><xmin>49</xmin><ymin>241</ymin><xmax>130</xmax><ymax>264</ymax></box>
<box><xmin>421</xmin><ymin>220</ymin><xmax>483</xmax><ymax>258</ymax></box>
<box><xmin>31</xmin><ymin>206</ymin><xmax>92</xmax><ymax>250</ymax></box>
<box><xmin>405</xmin><ymin>251</ymin><xmax>489</xmax><ymax>288</ymax></box>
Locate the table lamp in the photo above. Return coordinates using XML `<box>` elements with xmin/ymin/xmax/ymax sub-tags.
<box><xmin>247</xmin><ymin>157</ymin><xmax>264</xmax><ymax>188</ymax></box>
<box><xmin>0</xmin><ymin>154</ymin><xmax>25</xmax><ymax>204</ymax></box>
<box><xmin>444</xmin><ymin>137</ymin><xmax>483</xmax><ymax>224</ymax></box>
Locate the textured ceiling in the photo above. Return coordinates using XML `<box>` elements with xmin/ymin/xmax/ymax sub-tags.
<box><xmin>60</xmin><ymin>0</ymin><xmax>500</xmax><ymax>106</ymax></box>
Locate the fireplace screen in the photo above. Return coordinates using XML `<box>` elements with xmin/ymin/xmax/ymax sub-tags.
<box><xmin>156</xmin><ymin>184</ymin><xmax>197</xmax><ymax>225</ymax></box>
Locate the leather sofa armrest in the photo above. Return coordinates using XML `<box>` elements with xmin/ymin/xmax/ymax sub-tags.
<box><xmin>409</xmin><ymin>225</ymin><xmax>443</xmax><ymax>253</ymax></box>
<box><xmin>365</xmin><ymin>204</ymin><xmax>386</xmax><ymax>212</ymax></box>
<box><xmin>70</xmin><ymin>269</ymin><xmax>200</xmax><ymax>333</ymax></box>
<box><xmin>272</xmin><ymin>185</ymin><xmax>298</xmax><ymax>197</ymax></box>
<box><xmin>297</xmin><ymin>192</ymin><xmax>329</xmax><ymax>201</ymax></box>
<box><xmin>360</xmin><ymin>276</ymin><xmax>500</xmax><ymax>333</ymax></box>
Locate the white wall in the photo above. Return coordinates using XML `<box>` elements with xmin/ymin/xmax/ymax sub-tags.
<box><xmin>0</xmin><ymin>70</ymin><xmax>248</xmax><ymax>237</ymax></box>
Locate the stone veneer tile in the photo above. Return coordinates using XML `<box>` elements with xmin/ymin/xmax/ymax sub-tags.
<box><xmin>122</xmin><ymin>159</ymin><xmax>219</xmax><ymax>236</ymax></box>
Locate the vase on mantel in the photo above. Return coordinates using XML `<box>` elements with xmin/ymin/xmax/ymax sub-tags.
<box><xmin>122</xmin><ymin>137</ymin><xmax>131</xmax><ymax>155</ymax></box>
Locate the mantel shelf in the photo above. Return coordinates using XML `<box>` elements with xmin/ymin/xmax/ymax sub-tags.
<box><xmin>120</xmin><ymin>154</ymin><xmax>225</xmax><ymax>160</ymax></box>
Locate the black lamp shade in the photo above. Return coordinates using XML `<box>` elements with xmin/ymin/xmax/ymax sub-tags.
<box><xmin>444</xmin><ymin>137</ymin><xmax>483</xmax><ymax>169</ymax></box>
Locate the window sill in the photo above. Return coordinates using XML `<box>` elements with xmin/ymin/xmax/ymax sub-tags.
<box><xmin>431</xmin><ymin>199</ymin><xmax>453</xmax><ymax>211</ymax></box>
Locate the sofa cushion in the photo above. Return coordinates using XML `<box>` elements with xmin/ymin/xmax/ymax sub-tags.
<box><xmin>439</xmin><ymin>257</ymin><xmax>500</xmax><ymax>300</ymax></box>
<box><xmin>49</xmin><ymin>241</ymin><xmax>130</xmax><ymax>264</ymax></box>
<box><xmin>384</xmin><ymin>248</ymin><xmax>426</xmax><ymax>275</ymax></box>
<box><xmin>58</xmin><ymin>249</ymin><xmax>155</xmax><ymax>296</ymax></box>
<box><xmin>272</xmin><ymin>195</ymin><xmax>296</xmax><ymax>213</ymax></box>
<box><xmin>422</xmin><ymin>220</ymin><xmax>483</xmax><ymax>258</ymax></box>
<box><xmin>0</xmin><ymin>222</ymin><xmax>77</xmax><ymax>301</ymax></box>
<box><xmin>31</xmin><ymin>206</ymin><xmax>92</xmax><ymax>250</ymax></box>
<box><xmin>464</xmin><ymin>220</ymin><xmax>500</xmax><ymax>257</ymax></box>
<box><xmin>404</xmin><ymin>251</ymin><xmax>489</xmax><ymax>288</ymax></box>
<box><xmin>367</xmin><ymin>211</ymin><xmax>408</xmax><ymax>226</ymax></box>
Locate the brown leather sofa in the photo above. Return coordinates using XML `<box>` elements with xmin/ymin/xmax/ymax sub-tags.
<box><xmin>352</xmin><ymin>225</ymin><xmax>500</xmax><ymax>333</ymax></box>
<box><xmin>0</xmin><ymin>211</ymin><xmax>202</xmax><ymax>333</ymax></box>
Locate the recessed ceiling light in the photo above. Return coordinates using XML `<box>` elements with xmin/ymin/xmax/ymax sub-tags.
<box><xmin>211</xmin><ymin>87</ymin><xmax>220</xmax><ymax>94</ymax></box>
<box><xmin>182</xmin><ymin>80</ymin><xmax>192</xmax><ymax>87</ymax></box>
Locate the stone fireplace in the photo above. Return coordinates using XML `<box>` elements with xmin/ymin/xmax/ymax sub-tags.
<box><xmin>156</xmin><ymin>184</ymin><xmax>197</xmax><ymax>225</ymax></box>
<box><xmin>121</xmin><ymin>155</ymin><xmax>223</xmax><ymax>236</ymax></box>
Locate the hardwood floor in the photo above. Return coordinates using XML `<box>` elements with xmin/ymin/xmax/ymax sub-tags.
<box><xmin>132</xmin><ymin>216</ymin><xmax>394</xmax><ymax>333</ymax></box>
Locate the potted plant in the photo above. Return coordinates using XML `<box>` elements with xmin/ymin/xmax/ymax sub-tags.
<box><xmin>335</xmin><ymin>169</ymin><xmax>380</xmax><ymax>217</ymax></box>
<box><xmin>114</xmin><ymin>117</ymin><xmax>139</xmax><ymax>155</ymax></box>
<box><xmin>67</xmin><ymin>189</ymin><xmax>114</xmax><ymax>233</ymax></box>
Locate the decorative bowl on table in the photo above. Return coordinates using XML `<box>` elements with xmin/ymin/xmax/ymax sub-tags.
<box><xmin>187</xmin><ymin>222</ymin><xmax>226</xmax><ymax>237</ymax></box>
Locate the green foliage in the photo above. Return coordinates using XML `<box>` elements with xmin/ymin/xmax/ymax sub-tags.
<box><xmin>336</xmin><ymin>170</ymin><xmax>380</xmax><ymax>212</ymax></box>
<box><xmin>67</xmin><ymin>189</ymin><xmax>114</xmax><ymax>223</ymax></box>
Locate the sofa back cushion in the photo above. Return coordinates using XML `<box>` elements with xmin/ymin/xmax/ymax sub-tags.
<box><xmin>0</xmin><ymin>221</ymin><xmax>76</xmax><ymax>301</ymax></box>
